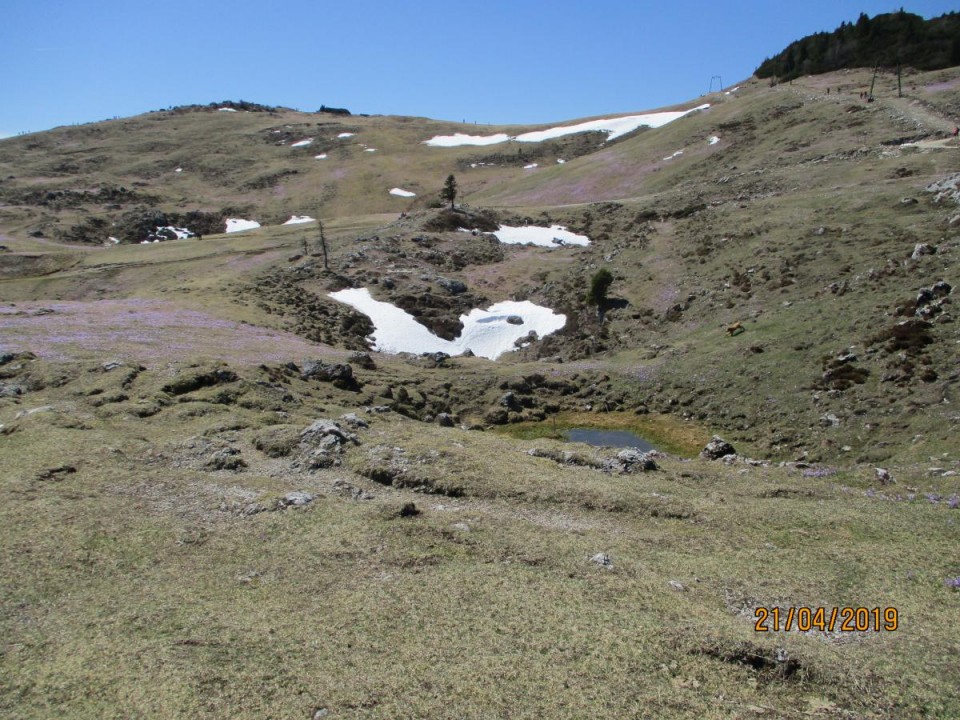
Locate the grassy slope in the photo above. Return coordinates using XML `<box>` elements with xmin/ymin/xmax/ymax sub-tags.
<box><xmin>2</xmin><ymin>68</ymin><xmax>960</xmax><ymax>718</ymax></box>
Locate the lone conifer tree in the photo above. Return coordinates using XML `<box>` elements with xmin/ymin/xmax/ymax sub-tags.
<box><xmin>586</xmin><ymin>268</ymin><xmax>613</xmax><ymax>307</ymax></box>
<box><xmin>441</xmin><ymin>174</ymin><xmax>458</xmax><ymax>209</ymax></box>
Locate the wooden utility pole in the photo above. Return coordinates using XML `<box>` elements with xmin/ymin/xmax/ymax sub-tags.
<box><xmin>317</xmin><ymin>218</ymin><xmax>329</xmax><ymax>271</ymax></box>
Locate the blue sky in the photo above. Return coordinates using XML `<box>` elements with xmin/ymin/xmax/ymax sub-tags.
<box><xmin>1</xmin><ymin>1</ymin><xmax>956</xmax><ymax>137</ymax></box>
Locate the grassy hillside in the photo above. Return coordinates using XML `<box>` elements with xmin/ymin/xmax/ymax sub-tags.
<box><xmin>2</xmin><ymin>68</ymin><xmax>960</xmax><ymax>718</ymax></box>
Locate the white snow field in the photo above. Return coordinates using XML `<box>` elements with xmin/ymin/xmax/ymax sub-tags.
<box><xmin>389</xmin><ymin>188</ymin><xmax>417</xmax><ymax>197</ymax></box>
<box><xmin>329</xmin><ymin>288</ymin><xmax>566</xmax><ymax>360</ymax></box>
<box><xmin>492</xmin><ymin>225</ymin><xmax>590</xmax><ymax>247</ymax></box>
<box><xmin>283</xmin><ymin>216</ymin><xmax>315</xmax><ymax>225</ymax></box>
<box><xmin>424</xmin><ymin>105</ymin><xmax>710</xmax><ymax>148</ymax></box>
<box><xmin>425</xmin><ymin>132</ymin><xmax>511</xmax><ymax>148</ymax></box>
<box><xmin>225</xmin><ymin>218</ymin><xmax>261</xmax><ymax>233</ymax></box>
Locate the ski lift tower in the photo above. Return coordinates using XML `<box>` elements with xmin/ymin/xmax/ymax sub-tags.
<box><xmin>708</xmin><ymin>75</ymin><xmax>724</xmax><ymax>94</ymax></box>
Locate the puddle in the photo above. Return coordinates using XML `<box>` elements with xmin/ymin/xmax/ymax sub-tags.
<box><xmin>565</xmin><ymin>428</ymin><xmax>656</xmax><ymax>452</ymax></box>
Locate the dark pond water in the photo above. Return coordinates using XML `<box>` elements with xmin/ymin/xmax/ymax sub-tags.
<box><xmin>564</xmin><ymin>428</ymin><xmax>656</xmax><ymax>452</ymax></box>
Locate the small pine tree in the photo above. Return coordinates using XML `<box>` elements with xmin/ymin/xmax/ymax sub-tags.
<box><xmin>441</xmin><ymin>174</ymin><xmax>458</xmax><ymax>209</ymax></box>
<box><xmin>586</xmin><ymin>268</ymin><xmax>613</xmax><ymax>307</ymax></box>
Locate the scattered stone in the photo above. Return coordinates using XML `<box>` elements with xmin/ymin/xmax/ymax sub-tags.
<box><xmin>301</xmin><ymin>419</ymin><xmax>358</xmax><ymax>445</ymax></box>
<box><xmin>205</xmin><ymin>447</ymin><xmax>246</xmax><ymax>471</ymax></box>
<box><xmin>500</xmin><ymin>392</ymin><xmax>520</xmax><ymax>410</ymax></box>
<box><xmin>875</xmin><ymin>467</ymin><xmax>894</xmax><ymax>485</ymax></box>
<box><xmin>819</xmin><ymin>413</ymin><xmax>841</xmax><ymax>427</ymax></box>
<box><xmin>313</xmin><ymin>709</ymin><xmax>330</xmax><ymax>719</ymax></box>
<box><xmin>0</xmin><ymin>384</ymin><xmax>23</xmax><ymax>397</ymax></box>
<box><xmin>668</xmin><ymin>580</ymin><xmax>686</xmax><ymax>592</ymax></box>
<box><xmin>436</xmin><ymin>413</ymin><xmax>456</xmax><ymax>427</ymax></box>
<box><xmin>339</xmin><ymin>412</ymin><xmax>369</xmax><ymax>429</ymax></box>
<box><xmin>506</xmin><ymin>315</ymin><xmax>524</xmax><ymax>325</ymax></box>
<box><xmin>700</xmin><ymin>436</ymin><xmax>736</xmax><ymax>460</ymax></box>
<box><xmin>279</xmin><ymin>491</ymin><xmax>315</xmax><ymax>507</ymax></box>
<box><xmin>590</xmin><ymin>552</ymin><xmax>614</xmax><ymax>569</ymax></box>
<box><xmin>911</xmin><ymin>243</ymin><xmax>936</xmax><ymax>259</ymax></box>
<box><xmin>102</xmin><ymin>361</ymin><xmax>124</xmax><ymax>372</ymax></box>
<box><xmin>613</xmin><ymin>448</ymin><xmax>659</xmax><ymax>472</ymax></box>
<box><xmin>437</xmin><ymin>277</ymin><xmax>468</xmax><ymax>295</ymax></box>
<box><xmin>452</xmin><ymin>522</ymin><xmax>471</xmax><ymax>532</ymax></box>
<box><xmin>300</xmin><ymin>360</ymin><xmax>358</xmax><ymax>389</ymax></box>
<box><xmin>420</xmin><ymin>351</ymin><xmax>450</xmax><ymax>368</ymax></box>
<box><xmin>900</xmin><ymin>197</ymin><xmax>918</xmax><ymax>205</ymax></box>
<box><xmin>332</xmin><ymin>479</ymin><xmax>374</xmax><ymax>500</ymax></box>
<box><xmin>347</xmin><ymin>351</ymin><xmax>376</xmax><ymax>370</ymax></box>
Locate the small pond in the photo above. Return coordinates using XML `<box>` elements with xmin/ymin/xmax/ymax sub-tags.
<box><xmin>564</xmin><ymin>428</ymin><xmax>656</xmax><ymax>452</ymax></box>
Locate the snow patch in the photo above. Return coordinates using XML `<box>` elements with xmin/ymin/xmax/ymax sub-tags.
<box><xmin>225</xmin><ymin>218</ymin><xmax>260</xmax><ymax>233</ymax></box>
<box><xmin>493</xmin><ymin>225</ymin><xmax>590</xmax><ymax>247</ymax></box>
<box><xmin>283</xmin><ymin>215</ymin><xmax>315</xmax><ymax>225</ymax></box>
<box><xmin>291</xmin><ymin>138</ymin><xmax>313</xmax><ymax>148</ymax></box>
<box><xmin>523</xmin><ymin>163</ymin><xmax>538</xmax><ymax>169</ymax></box>
<box><xmin>663</xmin><ymin>150</ymin><xmax>684</xmax><ymax>161</ymax></box>
<box><xmin>364</xmin><ymin>148</ymin><xmax>376</xmax><ymax>152</ymax></box>
<box><xmin>337</xmin><ymin>132</ymin><xmax>355</xmax><ymax>138</ymax></box>
<box><xmin>424</xmin><ymin>105</ymin><xmax>709</xmax><ymax>148</ymax></box>
<box><xmin>218</xmin><ymin>107</ymin><xmax>238</xmax><ymax>112</ymax></box>
<box><xmin>315</xmin><ymin>153</ymin><xmax>328</xmax><ymax>159</ymax></box>
<box><xmin>557</xmin><ymin>158</ymin><xmax>566</xmax><ymax>164</ymax></box>
<box><xmin>329</xmin><ymin>287</ymin><xmax>566</xmax><ymax>360</ymax></box>
<box><xmin>424</xmin><ymin>132</ymin><xmax>511</xmax><ymax>147</ymax></box>
<box><xmin>174</xmin><ymin>167</ymin><xmax>183</xmax><ymax>173</ymax></box>
<box><xmin>390</xmin><ymin>188</ymin><xmax>416</xmax><ymax>197</ymax></box>
<box><xmin>107</xmin><ymin>237</ymin><xmax>120</xmax><ymax>244</ymax></box>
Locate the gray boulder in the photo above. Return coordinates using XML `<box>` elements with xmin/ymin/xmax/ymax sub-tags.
<box><xmin>700</xmin><ymin>436</ymin><xmax>736</xmax><ymax>460</ymax></box>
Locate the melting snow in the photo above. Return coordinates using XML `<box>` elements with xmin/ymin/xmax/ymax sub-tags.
<box><xmin>725</xmin><ymin>87</ymin><xmax>740</xmax><ymax>95</ymax></box>
<box><xmin>329</xmin><ymin>287</ymin><xmax>565</xmax><ymax>360</ymax></box>
<box><xmin>283</xmin><ymin>216</ymin><xmax>315</xmax><ymax>225</ymax></box>
<box><xmin>523</xmin><ymin>163</ymin><xmax>538</xmax><ymax>169</ymax></box>
<box><xmin>364</xmin><ymin>148</ymin><xmax>377</xmax><ymax>152</ymax></box>
<box><xmin>174</xmin><ymin>167</ymin><xmax>183</xmax><ymax>173</ymax></box>
<box><xmin>425</xmin><ymin>132</ymin><xmax>511</xmax><ymax>147</ymax></box>
<box><xmin>225</xmin><ymin>218</ymin><xmax>261</xmax><ymax>233</ymax></box>
<box><xmin>108</xmin><ymin>237</ymin><xmax>120</xmax><ymax>244</ymax></box>
<box><xmin>291</xmin><ymin>138</ymin><xmax>313</xmax><ymax>148</ymax></box>
<box><xmin>492</xmin><ymin>225</ymin><xmax>590</xmax><ymax>247</ymax></box>
<box><xmin>218</xmin><ymin>107</ymin><xmax>238</xmax><ymax>112</ymax></box>
<box><xmin>708</xmin><ymin>136</ymin><xmax>720</xmax><ymax>145</ymax></box>
<box><xmin>156</xmin><ymin>226</ymin><xmax>194</xmax><ymax>239</ymax></box>
<box><xmin>337</xmin><ymin>132</ymin><xmax>355</xmax><ymax>138</ymax></box>
<box><xmin>557</xmin><ymin>159</ymin><xmax>566</xmax><ymax>164</ymax></box>
<box><xmin>315</xmin><ymin>153</ymin><xmax>328</xmax><ymax>159</ymax></box>
<box><xmin>663</xmin><ymin>150</ymin><xmax>684</xmax><ymax>161</ymax></box>
<box><xmin>390</xmin><ymin>188</ymin><xmax>416</xmax><ymax>197</ymax></box>
<box><xmin>424</xmin><ymin>105</ymin><xmax>709</xmax><ymax>147</ymax></box>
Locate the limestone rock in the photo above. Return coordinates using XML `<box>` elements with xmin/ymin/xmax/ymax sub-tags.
<box><xmin>700</xmin><ymin>436</ymin><xmax>736</xmax><ymax>460</ymax></box>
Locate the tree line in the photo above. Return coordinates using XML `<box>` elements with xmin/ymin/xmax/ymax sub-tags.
<box><xmin>755</xmin><ymin>10</ymin><xmax>960</xmax><ymax>82</ymax></box>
